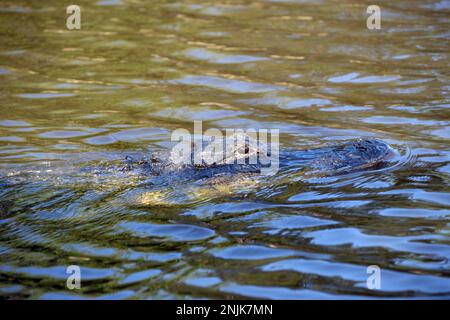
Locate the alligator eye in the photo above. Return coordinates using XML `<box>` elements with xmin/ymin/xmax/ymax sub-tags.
<box><xmin>238</xmin><ymin>146</ymin><xmax>249</xmax><ymax>154</ymax></box>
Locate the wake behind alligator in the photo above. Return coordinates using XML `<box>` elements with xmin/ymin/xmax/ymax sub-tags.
<box><xmin>0</xmin><ymin>138</ymin><xmax>399</xmax><ymax>206</ymax></box>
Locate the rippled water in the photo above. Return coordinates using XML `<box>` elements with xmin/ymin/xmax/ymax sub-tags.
<box><xmin>0</xmin><ymin>0</ymin><xmax>449</xmax><ymax>299</ymax></box>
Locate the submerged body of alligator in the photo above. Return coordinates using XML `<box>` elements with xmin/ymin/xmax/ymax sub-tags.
<box><xmin>0</xmin><ymin>137</ymin><xmax>397</xmax><ymax>206</ymax></box>
<box><xmin>114</xmin><ymin>137</ymin><xmax>395</xmax><ymax>178</ymax></box>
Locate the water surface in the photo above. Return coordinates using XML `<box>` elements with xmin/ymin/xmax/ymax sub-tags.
<box><xmin>0</xmin><ymin>0</ymin><xmax>449</xmax><ymax>299</ymax></box>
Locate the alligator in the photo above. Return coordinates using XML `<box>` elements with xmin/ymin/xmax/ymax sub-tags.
<box><xmin>91</xmin><ymin>136</ymin><xmax>396</xmax><ymax>205</ymax></box>
<box><xmin>116</xmin><ymin>136</ymin><xmax>396</xmax><ymax>177</ymax></box>
<box><xmin>0</xmin><ymin>137</ymin><xmax>397</xmax><ymax>206</ymax></box>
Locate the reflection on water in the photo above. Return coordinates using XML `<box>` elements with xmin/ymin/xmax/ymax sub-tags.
<box><xmin>0</xmin><ymin>0</ymin><xmax>449</xmax><ymax>299</ymax></box>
